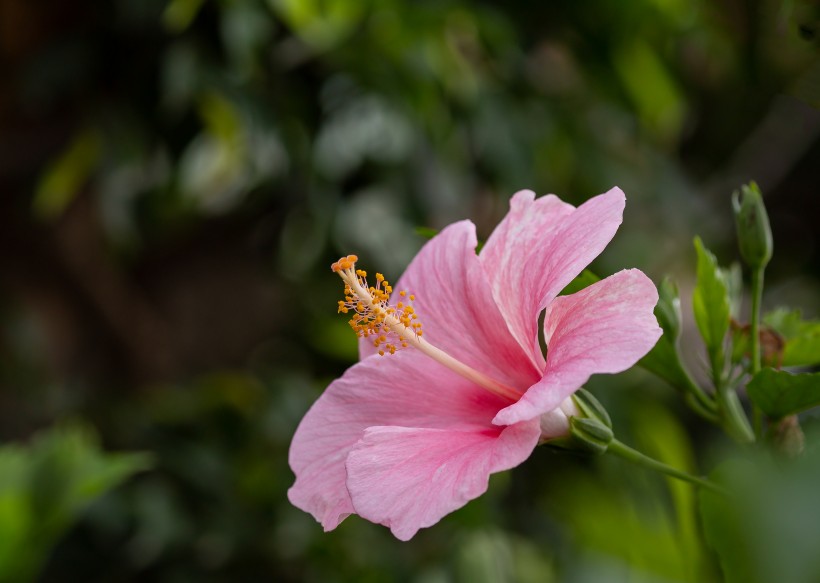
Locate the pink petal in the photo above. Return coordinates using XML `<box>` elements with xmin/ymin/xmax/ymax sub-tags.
<box><xmin>362</xmin><ymin>220</ymin><xmax>540</xmax><ymax>391</ymax></box>
<box><xmin>493</xmin><ymin>269</ymin><xmax>662</xmax><ymax>425</ymax></box>
<box><xmin>288</xmin><ymin>349</ymin><xmax>510</xmax><ymax>531</ymax></box>
<box><xmin>345</xmin><ymin>420</ymin><xmax>541</xmax><ymax>541</ymax></box>
<box><xmin>479</xmin><ymin>188</ymin><xmax>625</xmax><ymax>368</ymax></box>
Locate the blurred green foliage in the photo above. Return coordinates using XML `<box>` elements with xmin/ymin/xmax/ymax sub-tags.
<box><xmin>0</xmin><ymin>0</ymin><xmax>819</xmax><ymax>580</ymax></box>
<box><xmin>0</xmin><ymin>425</ymin><xmax>149</xmax><ymax>582</ymax></box>
<box><xmin>701</xmin><ymin>422</ymin><xmax>820</xmax><ymax>583</ymax></box>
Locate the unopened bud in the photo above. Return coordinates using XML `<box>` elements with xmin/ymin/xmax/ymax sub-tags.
<box><xmin>572</xmin><ymin>388</ymin><xmax>612</xmax><ymax>428</ymax></box>
<box><xmin>732</xmin><ymin>182</ymin><xmax>772</xmax><ymax>270</ymax></box>
<box><xmin>569</xmin><ymin>417</ymin><xmax>613</xmax><ymax>454</ymax></box>
<box><xmin>542</xmin><ymin>389</ymin><xmax>614</xmax><ymax>454</ymax></box>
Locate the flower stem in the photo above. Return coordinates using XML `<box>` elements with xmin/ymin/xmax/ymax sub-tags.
<box><xmin>715</xmin><ymin>381</ymin><xmax>755</xmax><ymax>443</ymax></box>
<box><xmin>750</xmin><ymin>266</ymin><xmax>764</xmax><ymax>435</ymax></box>
<box><xmin>607</xmin><ymin>439</ymin><xmax>727</xmax><ymax>495</ymax></box>
<box><xmin>679</xmin><ymin>366</ymin><xmax>719</xmax><ymax>419</ymax></box>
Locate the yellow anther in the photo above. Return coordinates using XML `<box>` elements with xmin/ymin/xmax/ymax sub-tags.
<box><xmin>409</xmin><ymin>295</ymin><xmax>415</xmax><ymax>301</ymax></box>
<box><xmin>332</xmin><ymin>254</ymin><xmax>423</xmax><ymax>358</ymax></box>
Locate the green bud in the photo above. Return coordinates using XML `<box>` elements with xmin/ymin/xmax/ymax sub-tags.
<box><xmin>572</xmin><ymin>388</ymin><xmax>612</xmax><ymax>428</ymax></box>
<box><xmin>543</xmin><ymin>389</ymin><xmax>614</xmax><ymax>454</ymax></box>
<box><xmin>732</xmin><ymin>182</ymin><xmax>773</xmax><ymax>270</ymax></box>
<box><xmin>569</xmin><ymin>417</ymin><xmax>613</xmax><ymax>454</ymax></box>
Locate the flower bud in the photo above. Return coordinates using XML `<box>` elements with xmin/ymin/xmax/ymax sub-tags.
<box><xmin>542</xmin><ymin>389</ymin><xmax>614</xmax><ymax>453</ymax></box>
<box><xmin>572</xmin><ymin>388</ymin><xmax>612</xmax><ymax>428</ymax></box>
<box><xmin>568</xmin><ymin>389</ymin><xmax>613</xmax><ymax>453</ymax></box>
<box><xmin>732</xmin><ymin>182</ymin><xmax>772</xmax><ymax>270</ymax></box>
<box><xmin>569</xmin><ymin>417</ymin><xmax>613</xmax><ymax>454</ymax></box>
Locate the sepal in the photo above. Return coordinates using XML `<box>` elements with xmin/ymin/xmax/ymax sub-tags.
<box><xmin>572</xmin><ymin>388</ymin><xmax>612</xmax><ymax>428</ymax></box>
<box><xmin>542</xmin><ymin>389</ymin><xmax>614</xmax><ymax>454</ymax></box>
<box><xmin>569</xmin><ymin>417</ymin><xmax>614</xmax><ymax>454</ymax></box>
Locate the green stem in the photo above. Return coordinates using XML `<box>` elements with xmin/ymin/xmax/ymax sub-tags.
<box><xmin>681</xmin><ymin>368</ymin><xmax>718</xmax><ymax>415</ymax></box>
<box><xmin>750</xmin><ymin>267</ymin><xmax>764</xmax><ymax>435</ymax></box>
<box><xmin>711</xmin><ymin>342</ymin><xmax>754</xmax><ymax>444</ymax></box>
<box><xmin>716</xmin><ymin>381</ymin><xmax>755</xmax><ymax>443</ymax></box>
<box><xmin>607</xmin><ymin>439</ymin><xmax>727</xmax><ymax>495</ymax></box>
<box><xmin>666</xmin><ymin>346</ymin><xmax>718</xmax><ymax>419</ymax></box>
<box><xmin>750</xmin><ymin>268</ymin><xmax>764</xmax><ymax>374</ymax></box>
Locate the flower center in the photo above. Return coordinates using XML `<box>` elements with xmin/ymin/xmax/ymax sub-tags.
<box><xmin>332</xmin><ymin>255</ymin><xmax>522</xmax><ymax>402</ymax></box>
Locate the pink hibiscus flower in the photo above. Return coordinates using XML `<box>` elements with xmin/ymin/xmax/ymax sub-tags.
<box><xmin>288</xmin><ymin>187</ymin><xmax>662</xmax><ymax>541</ymax></box>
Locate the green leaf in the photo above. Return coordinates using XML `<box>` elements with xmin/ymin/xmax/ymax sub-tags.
<box><xmin>414</xmin><ymin>226</ymin><xmax>439</xmax><ymax>240</ymax></box>
<box><xmin>655</xmin><ymin>277</ymin><xmax>682</xmax><ymax>340</ymax></box>
<box><xmin>639</xmin><ymin>278</ymin><xmax>693</xmax><ymax>392</ymax></box>
<box><xmin>764</xmin><ymin>309</ymin><xmax>820</xmax><ymax>367</ymax></box>
<box><xmin>746</xmin><ymin>369</ymin><xmax>820</xmax><ymax>419</ymax></box>
<box><xmin>784</xmin><ymin>330</ymin><xmax>820</xmax><ymax>367</ymax></box>
<box><xmin>692</xmin><ymin>237</ymin><xmax>730</xmax><ymax>374</ymax></box>
<box><xmin>559</xmin><ymin>269</ymin><xmax>600</xmax><ymax>296</ymax></box>
<box><xmin>640</xmin><ymin>338</ymin><xmax>694</xmax><ymax>393</ymax></box>
<box><xmin>764</xmin><ymin>308</ymin><xmax>805</xmax><ymax>338</ymax></box>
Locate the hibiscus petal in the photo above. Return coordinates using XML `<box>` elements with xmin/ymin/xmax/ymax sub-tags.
<box><xmin>288</xmin><ymin>349</ymin><xmax>510</xmax><ymax>531</ymax></box>
<box><xmin>345</xmin><ymin>420</ymin><xmax>541</xmax><ymax>541</ymax></box>
<box><xmin>361</xmin><ymin>220</ymin><xmax>540</xmax><ymax>390</ymax></box>
<box><xmin>493</xmin><ymin>269</ymin><xmax>662</xmax><ymax>425</ymax></box>
<box><xmin>480</xmin><ymin>188</ymin><xmax>625</xmax><ymax>368</ymax></box>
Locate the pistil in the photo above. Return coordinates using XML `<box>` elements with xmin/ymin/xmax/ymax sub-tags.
<box><xmin>332</xmin><ymin>255</ymin><xmax>522</xmax><ymax>402</ymax></box>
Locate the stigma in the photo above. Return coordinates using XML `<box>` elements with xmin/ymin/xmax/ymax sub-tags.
<box><xmin>331</xmin><ymin>255</ymin><xmax>522</xmax><ymax>402</ymax></box>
